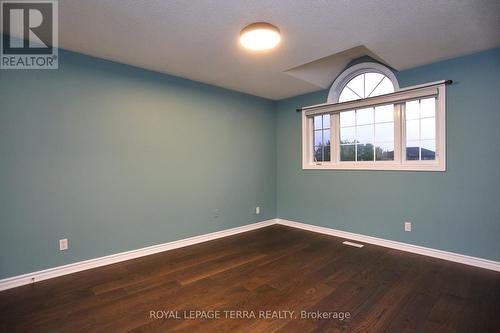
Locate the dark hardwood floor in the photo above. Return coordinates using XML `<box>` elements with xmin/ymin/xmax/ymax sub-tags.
<box><xmin>1</xmin><ymin>225</ymin><xmax>499</xmax><ymax>332</ymax></box>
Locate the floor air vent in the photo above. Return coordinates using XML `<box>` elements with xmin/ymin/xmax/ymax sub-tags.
<box><xmin>342</xmin><ymin>241</ymin><xmax>364</xmax><ymax>248</ymax></box>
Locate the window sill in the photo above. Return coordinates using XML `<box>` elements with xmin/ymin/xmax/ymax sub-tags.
<box><xmin>302</xmin><ymin>162</ymin><xmax>446</xmax><ymax>171</ymax></box>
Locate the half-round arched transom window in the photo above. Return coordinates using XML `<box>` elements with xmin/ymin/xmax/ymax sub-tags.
<box><xmin>328</xmin><ymin>62</ymin><xmax>399</xmax><ymax>103</ymax></box>
<box><xmin>338</xmin><ymin>72</ymin><xmax>394</xmax><ymax>102</ymax></box>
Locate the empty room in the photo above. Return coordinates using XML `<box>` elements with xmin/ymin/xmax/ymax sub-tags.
<box><xmin>1</xmin><ymin>1</ymin><xmax>499</xmax><ymax>332</ymax></box>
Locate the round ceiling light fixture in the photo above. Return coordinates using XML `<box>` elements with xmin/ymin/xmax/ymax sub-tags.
<box><xmin>240</xmin><ymin>22</ymin><xmax>281</xmax><ymax>51</ymax></box>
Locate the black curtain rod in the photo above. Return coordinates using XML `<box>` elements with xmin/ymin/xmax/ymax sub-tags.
<box><xmin>296</xmin><ymin>79</ymin><xmax>453</xmax><ymax>112</ymax></box>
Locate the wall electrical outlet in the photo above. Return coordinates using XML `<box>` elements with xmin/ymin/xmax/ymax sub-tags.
<box><xmin>255</xmin><ymin>206</ymin><xmax>261</xmax><ymax>215</ymax></box>
<box><xmin>59</xmin><ymin>238</ymin><xmax>69</xmax><ymax>251</ymax></box>
<box><xmin>404</xmin><ymin>221</ymin><xmax>412</xmax><ymax>232</ymax></box>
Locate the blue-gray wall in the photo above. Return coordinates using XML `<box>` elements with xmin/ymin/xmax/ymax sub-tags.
<box><xmin>2</xmin><ymin>46</ymin><xmax>499</xmax><ymax>280</ymax></box>
<box><xmin>276</xmin><ymin>48</ymin><xmax>500</xmax><ymax>261</ymax></box>
<box><xmin>0</xmin><ymin>50</ymin><xmax>276</xmax><ymax>278</ymax></box>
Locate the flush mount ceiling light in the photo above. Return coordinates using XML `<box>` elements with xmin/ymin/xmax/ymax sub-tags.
<box><xmin>240</xmin><ymin>22</ymin><xmax>281</xmax><ymax>51</ymax></box>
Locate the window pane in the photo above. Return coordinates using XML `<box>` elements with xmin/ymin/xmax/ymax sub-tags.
<box><xmin>406</xmin><ymin>120</ymin><xmax>419</xmax><ymax>140</ymax></box>
<box><xmin>406</xmin><ymin>141</ymin><xmax>420</xmax><ymax>160</ymax></box>
<box><xmin>406</xmin><ymin>100</ymin><xmax>420</xmax><ymax>120</ymax></box>
<box><xmin>314</xmin><ymin>146</ymin><xmax>323</xmax><ymax>162</ymax></box>
<box><xmin>323</xmin><ymin>129</ymin><xmax>331</xmax><ymax>145</ymax></box>
<box><xmin>421</xmin><ymin>140</ymin><xmax>436</xmax><ymax>160</ymax></box>
<box><xmin>375</xmin><ymin>105</ymin><xmax>394</xmax><ymax>123</ymax></box>
<box><xmin>365</xmin><ymin>73</ymin><xmax>385</xmax><ymax>97</ymax></box>
<box><xmin>420</xmin><ymin>98</ymin><xmax>435</xmax><ymax>118</ymax></box>
<box><xmin>356</xmin><ymin>108</ymin><xmax>374</xmax><ymax>125</ymax></box>
<box><xmin>340</xmin><ymin>126</ymin><xmax>355</xmax><ymax>144</ymax></box>
<box><xmin>314</xmin><ymin>130</ymin><xmax>323</xmax><ymax>145</ymax></box>
<box><xmin>324</xmin><ymin>145</ymin><xmax>331</xmax><ymax>161</ymax></box>
<box><xmin>356</xmin><ymin>124</ymin><xmax>374</xmax><ymax>143</ymax></box>
<box><xmin>421</xmin><ymin>118</ymin><xmax>435</xmax><ymax>139</ymax></box>
<box><xmin>338</xmin><ymin>89</ymin><xmax>361</xmax><ymax>103</ymax></box>
<box><xmin>371</xmin><ymin>77</ymin><xmax>394</xmax><ymax>96</ymax></box>
<box><xmin>375</xmin><ymin>122</ymin><xmax>394</xmax><ymax>142</ymax></box>
<box><xmin>346</xmin><ymin>74</ymin><xmax>365</xmax><ymax>98</ymax></box>
<box><xmin>314</xmin><ymin>116</ymin><xmax>322</xmax><ymax>130</ymax></box>
<box><xmin>357</xmin><ymin>143</ymin><xmax>374</xmax><ymax>161</ymax></box>
<box><xmin>338</xmin><ymin>73</ymin><xmax>394</xmax><ymax>104</ymax></box>
<box><xmin>376</xmin><ymin>142</ymin><xmax>394</xmax><ymax>161</ymax></box>
<box><xmin>322</xmin><ymin>114</ymin><xmax>331</xmax><ymax>129</ymax></box>
<box><xmin>340</xmin><ymin>145</ymin><xmax>355</xmax><ymax>161</ymax></box>
<box><xmin>340</xmin><ymin>111</ymin><xmax>355</xmax><ymax>127</ymax></box>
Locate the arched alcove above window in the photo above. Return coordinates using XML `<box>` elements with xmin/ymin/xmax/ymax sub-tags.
<box><xmin>327</xmin><ymin>62</ymin><xmax>399</xmax><ymax>103</ymax></box>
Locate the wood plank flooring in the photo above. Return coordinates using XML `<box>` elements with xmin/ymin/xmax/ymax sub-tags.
<box><xmin>1</xmin><ymin>225</ymin><xmax>499</xmax><ymax>332</ymax></box>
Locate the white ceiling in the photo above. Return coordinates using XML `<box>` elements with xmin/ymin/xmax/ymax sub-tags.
<box><xmin>27</xmin><ymin>1</ymin><xmax>500</xmax><ymax>99</ymax></box>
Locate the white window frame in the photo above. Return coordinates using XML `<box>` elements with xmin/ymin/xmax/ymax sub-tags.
<box><xmin>327</xmin><ymin>62</ymin><xmax>400</xmax><ymax>103</ymax></box>
<box><xmin>302</xmin><ymin>81</ymin><xmax>446</xmax><ymax>171</ymax></box>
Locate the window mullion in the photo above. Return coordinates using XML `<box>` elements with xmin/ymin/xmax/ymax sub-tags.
<box><xmin>332</xmin><ymin>113</ymin><xmax>339</xmax><ymax>163</ymax></box>
<box><xmin>400</xmin><ymin>103</ymin><xmax>407</xmax><ymax>164</ymax></box>
<box><xmin>372</xmin><ymin>121</ymin><xmax>375</xmax><ymax>161</ymax></box>
<box><xmin>307</xmin><ymin>116</ymin><xmax>314</xmax><ymax>164</ymax></box>
<box><xmin>394</xmin><ymin>103</ymin><xmax>402</xmax><ymax>164</ymax></box>
<box><xmin>418</xmin><ymin>100</ymin><xmax>422</xmax><ymax>161</ymax></box>
<box><xmin>435</xmin><ymin>96</ymin><xmax>440</xmax><ymax>158</ymax></box>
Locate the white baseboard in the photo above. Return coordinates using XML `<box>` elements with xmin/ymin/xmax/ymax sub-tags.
<box><xmin>277</xmin><ymin>218</ymin><xmax>500</xmax><ymax>272</ymax></box>
<box><xmin>2</xmin><ymin>217</ymin><xmax>498</xmax><ymax>292</ymax></box>
<box><xmin>0</xmin><ymin>219</ymin><xmax>276</xmax><ymax>291</ymax></box>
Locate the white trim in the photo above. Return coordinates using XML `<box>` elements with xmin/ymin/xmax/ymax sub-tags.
<box><xmin>277</xmin><ymin>219</ymin><xmax>500</xmax><ymax>272</ymax></box>
<box><xmin>0</xmin><ymin>219</ymin><xmax>275</xmax><ymax>291</ymax></box>
<box><xmin>2</xmin><ymin>217</ymin><xmax>497</xmax><ymax>291</ymax></box>
<box><xmin>302</xmin><ymin>161</ymin><xmax>444</xmax><ymax>171</ymax></box>
<box><xmin>328</xmin><ymin>62</ymin><xmax>400</xmax><ymax>103</ymax></box>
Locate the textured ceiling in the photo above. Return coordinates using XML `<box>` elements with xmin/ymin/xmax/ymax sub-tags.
<box><xmin>10</xmin><ymin>0</ymin><xmax>500</xmax><ymax>99</ymax></box>
<box><xmin>283</xmin><ymin>46</ymin><xmax>388</xmax><ymax>90</ymax></box>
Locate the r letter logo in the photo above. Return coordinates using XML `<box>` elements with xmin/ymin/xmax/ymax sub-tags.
<box><xmin>1</xmin><ymin>0</ymin><xmax>58</xmax><ymax>69</ymax></box>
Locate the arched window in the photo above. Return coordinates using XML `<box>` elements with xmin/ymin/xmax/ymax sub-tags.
<box><xmin>301</xmin><ymin>62</ymin><xmax>446</xmax><ymax>171</ymax></box>
<box><xmin>328</xmin><ymin>62</ymin><xmax>399</xmax><ymax>103</ymax></box>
